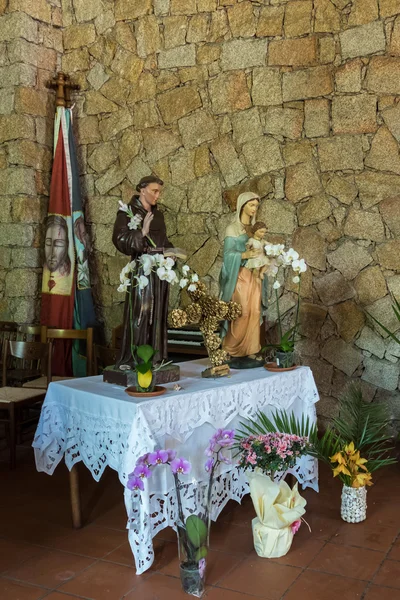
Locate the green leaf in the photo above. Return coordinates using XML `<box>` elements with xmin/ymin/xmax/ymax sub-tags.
<box><xmin>136</xmin><ymin>344</ymin><xmax>155</xmax><ymax>363</ymax></box>
<box><xmin>195</xmin><ymin>546</ymin><xmax>208</xmax><ymax>561</ymax></box>
<box><xmin>136</xmin><ymin>362</ymin><xmax>152</xmax><ymax>374</ymax></box>
<box><xmin>186</xmin><ymin>515</ymin><xmax>208</xmax><ymax>549</ymax></box>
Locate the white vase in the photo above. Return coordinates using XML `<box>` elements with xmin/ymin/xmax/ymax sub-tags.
<box><xmin>340</xmin><ymin>485</ymin><xmax>367</xmax><ymax>523</ymax></box>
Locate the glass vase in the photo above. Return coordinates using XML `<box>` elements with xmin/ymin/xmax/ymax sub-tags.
<box><xmin>341</xmin><ymin>485</ymin><xmax>367</xmax><ymax>523</ymax></box>
<box><xmin>175</xmin><ymin>480</ymin><xmax>210</xmax><ymax>598</ymax></box>
<box><xmin>275</xmin><ymin>351</ymin><xmax>295</xmax><ymax>368</ymax></box>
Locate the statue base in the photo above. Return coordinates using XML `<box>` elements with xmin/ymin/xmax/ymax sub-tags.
<box><xmin>201</xmin><ymin>364</ymin><xmax>230</xmax><ymax>378</ymax></box>
<box><xmin>228</xmin><ymin>355</ymin><xmax>264</xmax><ymax>369</ymax></box>
<box><xmin>103</xmin><ymin>363</ymin><xmax>180</xmax><ymax>387</ymax></box>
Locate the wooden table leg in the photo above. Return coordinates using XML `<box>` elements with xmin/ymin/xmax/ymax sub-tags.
<box><xmin>69</xmin><ymin>464</ymin><xmax>82</xmax><ymax>528</ymax></box>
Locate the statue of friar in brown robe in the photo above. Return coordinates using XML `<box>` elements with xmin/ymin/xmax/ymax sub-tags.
<box><xmin>112</xmin><ymin>175</ymin><xmax>172</xmax><ymax>367</ymax></box>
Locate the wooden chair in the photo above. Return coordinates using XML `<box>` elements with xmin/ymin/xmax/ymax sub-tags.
<box><xmin>0</xmin><ymin>322</ymin><xmax>18</xmax><ymax>374</ymax></box>
<box><xmin>5</xmin><ymin>325</ymin><xmax>44</xmax><ymax>387</ymax></box>
<box><xmin>41</xmin><ymin>326</ymin><xmax>94</xmax><ymax>377</ymax></box>
<box><xmin>0</xmin><ymin>340</ymin><xmax>51</xmax><ymax>468</ymax></box>
<box><xmin>93</xmin><ymin>344</ymin><xmax>119</xmax><ymax>375</ymax></box>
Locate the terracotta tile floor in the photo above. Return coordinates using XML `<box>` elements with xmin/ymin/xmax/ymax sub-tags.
<box><xmin>0</xmin><ymin>445</ymin><xmax>399</xmax><ymax>600</ymax></box>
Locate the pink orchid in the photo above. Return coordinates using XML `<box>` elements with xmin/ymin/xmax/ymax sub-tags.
<box><xmin>127</xmin><ymin>476</ymin><xmax>145</xmax><ymax>491</ymax></box>
<box><xmin>205</xmin><ymin>458</ymin><xmax>214</xmax><ymax>472</ymax></box>
<box><xmin>148</xmin><ymin>450</ymin><xmax>169</xmax><ymax>465</ymax></box>
<box><xmin>171</xmin><ymin>457</ymin><xmax>191</xmax><ymax>475</ymax></box>
<box><xmin>133</xmin><ymin>464</ymin><xmax>152</xmax><ymax>479</ymax></box>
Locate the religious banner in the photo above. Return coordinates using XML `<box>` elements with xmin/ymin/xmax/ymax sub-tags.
<box><xmin>40</xmin><ymin>106</ymin><xmax>95</xmax><ymax>376</ymax></box>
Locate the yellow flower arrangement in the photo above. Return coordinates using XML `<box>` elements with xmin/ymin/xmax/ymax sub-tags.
<box><xmin>330</xmin><ymin>442</ymin><xmax>373</xmax><ymax>489</ymax></box>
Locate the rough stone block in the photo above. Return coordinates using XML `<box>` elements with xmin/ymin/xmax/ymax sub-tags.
<box><xmin>189</xmin><ymin>237</ymin><xmax>220</xmax><ymax>277</ymax></box>
<box><xmin>376</xmin><ymin>239</ymin><xmax>400</xmax><ymax>271</ymax></box>
<box><xmin>258</xmin><ymin>199</ymin><xmax>296</xmax><ymax>234</ymax></box>
<box><xmin>388</xmin><ymin>275</ymin><xmax>400</xmax><ymax>299</ymax></box>
<box><xmin>95</xmin><ymin>166</ymin><xmax>125</xmax><ymax>195</ymax></box>
<box><xmin>0</xmin><ymin>114</ymin><xmax>35</xmax><ymax>143</ymax></box>
<box><xmin>327</xmin><ymin>241</ymin><xmax>372</xmax><ymax>280</ymax></box>
<box><xmin>335</xmin><ymin>59</ymin><xmax>362</xmax><ymax>93</ymax></box>
<box><xmin>0</xmin><ymin>12</ymin><xmax>38</xmax><ymax>43</ymax></box>
<box><xmin>76</xmin><ymin>116</ymin><xmax>101</xmax><ymax>144</ymax></box>
<box><xmin>315</xmin><ymin>0</ymin><xmax>341</xmax><ymax>32</ymax></box>
<box><xmin>298</xmin><ymin>194</ymin><xmax>332</xmax><ymax>226</ymax></box>
<box><xmin>382</xmin><ymin>101</ymin><xmax>400</xmax><ymax>143</ymax></box>
<box><xmin>329</xmin><ymin>300</ymin><xmax>365</xmax><ymax>342</ymax></box>
<box><xmin>73</xmin><ymin>0</ymin><xmax>103</xmax><ymax>22</ymax></box>
<box><xmin>264</xmin><ymin>106</ymin><xmax>304</xmax><ymax>140</ymax></box>
<box><xmin>356</xmin><ymin>171</ymin><xmax>400</xmax><ymax>209</ymax></box>
<box><xmin>380</xmin><ymin>196</ymin><xmax>400</xmax><ymax>236</ymax></box>
<box><xmin>324</xmin><ymin>174</ymin><xmax>358</xmax><ymax>205</ymax></box>
<box><xmin>304</xmin><ymin>98</ymin><xmax>330</xmax><ymax>138</ymax></box>
<box><xmin>319</xmin><ymin>36</ymin><xmax>336</xmax><ymax>64</ymax></box>
<box><xmin>348</xmin><ymin>0</ymin><xmax>379</xmax><ymax>25</ymax></box>
<box><xmin>126</xmin><ymin>157</ymin><xmax>152</xmax><ymax>186</ymax></box>
<box><xmin>88</xmin><ymin>143</ymin><xmax>118</xmax><ymax>174</ymax></box>
<box><xmin>9</xmin><ymin>0</ymin><xmax>51</xmax><ymax>23</ymax></box>
<box><xmin>354</xmin><ymin>266</ymin><xmax>388</xmax><ymax>305</ymax></box>
<box><xmin>344</xmin><ymin>208</ymin><xmax>385</xmax><ymax>242</ymax></box>
<box><xmin>0</xmin><ymin>224</ymin><xmax>34</xmax><ymax>247</ymax></box>
<box><xmin>0</xmin><ymin>168</ymin><xmax>36</xmax><ymax>196</ymax></box>
<box><xmin>115</xmin><ymin>0</ymin><xmax>152</xmax><ymax>20</ymax></box>
<box><xmin>285</xmin><ymin>161</ymin><xmax>322</xmax><ymax>203</ymax></box>
<box><xmin>197</xmin><ymin>44</ymin><xmax>221</xmax><ymax>64</ymax></box>
<box><xmin>362</xmin><ymin>356</ymin><xmax>400</xmax><ymax>391</ymax></box>
<box><xmin>142</xmin><ymin>128</ymin><xmax>181</xmax><ymax>163</ymax></box>
<box><xmin>389</xmin><ymin>17</ymin><xmax>400</xmax><ymax>55</ymax></box>
<box><xmin>101</xmin><ymin>109</ymin><xmax>134</xmax><ymax>142</ymax></box>
<box><xmin>163</xmin><ymin>16</ymin><xmax>187</xmax><ymax>50</ymax></box>
<box><xmin>257</xmin><ymin>6</ymin><xmax>284</xmax><ymax>37</ymax></box>
<box><xmin>15</xmin><ymin>87</ymin><xmax>48</xmax><ymax>118</ymax></box>
<box><xmin>379</xmin><ymin>0</ymin><xmax>400</xmax><ymax>17</ymax></box>
<box><xmin>332</xmin><ymin>94</ymin><xmax>377</xmax><ymax>135</ymax></box>
<box><xmin>284</xmin><ymin>1</ymin><xmax>312</xmax><ymax>37</ymax></box>
<box><xmin>302</xmin><ymin>358</ymin><xmax>333</xmax><ymax>395</ymax></box>
<box><xmin>221</xmin><ymin>38</ymin><xmax>267</xmax><ymax>70</ymax></box>
<box><xmin>111</xmin><ymin>49</ymin><xmax>143</xmax><ymax>84</ymax></box>
<box><xmin>135</xmin><ymin>15</ymin><xmax>161</xmax><ymax>58</ymax></box>
<box><xmin>356</xmin><ymin>326</ymin><xmax>385</xmax><ymax>359</ymax></box>
<box><xmin>321</xmin><ymin>338</ymin><xmax>362</xmax><ymax>376</ymax></box>
<box><xmin>209</xmin><ymin>71</ymin><xmax>251</xmax><ymax>114</ymax></box>
<box><xmin>283</xmin><ymin>66</ymin><xmax>333</xmax><ymax>102</ymax></box>
<box><xmin>269</xmin><ymin>37</ymin><xmax>317</xmax><ymax>67</ymax></box>
<box><xmin>252</xmin><ymin>67</ymin><xmax>282</xmax><ymax>106</ymax></box>
<box><xmin>179</xmin><ymin>109</ymin><xmax>218</xmax><ymax>149</ymax></box>
<box><xmin>159</xmin><ymin>45</ymin><xmax>196</xmax><ymax>69</ymax></box>
<box><xmin>157</xmin><ymin>86</ymin><xmax>202</xmax><ymax>125</ymax></box>
<box><xmin>366</xmin><ymin>57</ymin><xmax>400</xmax><ymax>94</ymax></box>
<box><xmin>292</xmin><ymin>227</ymin><xmax>327</xmax><ymax>271</ymax></box>
<box><xmin>283</xmin><ymin>140</ymin><xmax>313</xmax><ymax>166</ymax></box>
<box><xmin>63</xmin><ymin>24</ymin><xmax>96</xmax><ymax>50</ymax></box>
<box><xmin>318</xmin><ymin>135</ymin><xmax>364</xmax><ymax>171</ymax></box>
<box><xmin>187</xmin><ymin>13</ymin><xmax>210</xmax><ymax>43</ymax></box>
<box><xmin>299</xmin><ymin>302</ymin><xmax>328</xmax><ymax>339</ymax></box>
<box><xmin>231</xmin><ymin>108</ymin><xmax>263</xmax><ymax>146</ymax></box>
<box><xmin>188</xmin><ymin>174</ymin><xmax>222</xmax><ymax>214</ymax></box>
<box><xmin>315</xmin><ymin>271</ymin><xmax>355</xmax><ymax>306</ymax></box>
<box><xmin>211</xmin><ymin>136</ymin><xmax>247</xmax><ymax>187</ymax></box>
<box><xmin>171</xmin><ymin>0</ymin><xmax>196</xmax><ymax>14</ymax></box>
<box><xmin>227</xmin><ymin>1</ymin><xmax>255</xmax><ymax>37</ymax></box>
<box><xmin>0</xmin><ymin>88</ymin><xmax>14</xmax><ymax>115</ymax></box>
<box><xmin>339</xmin><ymin>21</ymin><xmax>385</xmax><ymax>59</ymax></box>
<box><xmin>85</xmin><ymin>91</ymin><xmax>118</xmax><ymax>115</ymax></box>
<box><xmin>95</xmin><ymin>10</ymin><xmax>116</xmax><ymax>35</ymax></box>
<box><xmin>208</xmin><ymin>8</ymin><xmax>229</xmax><ymax>42</ymax></box>
<box><xmin>133</xmin><ymin>101</ymin><xmax>159</xmax><ymax>129</ymax></box>
<box><xmin>367</xmin><ymin>294</ymin><xmax>400</xmax><ymax>337</ymax></box>
<box><xmin>242</xmin><ymin>136</ymin><xmax>283</xmax><ymax>176</ymax></box>
<box><xmin>11</xmin><ymin>247</ymin><xmax>42</xmax><ymax>269</ymax></box>
<box><xmin>170</xmin><ymin>149</ymin><xmax>196</xmax><ymax>185</ymax></box>
<box><xmin>365</xmin><ymin>126</ymin><xmax>400</xmax><ymax>175</ymax></box>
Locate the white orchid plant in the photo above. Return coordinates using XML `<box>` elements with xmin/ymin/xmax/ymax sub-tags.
<box><xmin>262</xmin><ymin>244</ymin><xmax>307</xmax><ymax>360</ymax></box>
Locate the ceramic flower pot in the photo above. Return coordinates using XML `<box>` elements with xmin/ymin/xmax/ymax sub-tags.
<box><xmin>275</xmin><ymin>351</ymin><xmax>295</xmax><ymax>368</ymax></box>
<box><xmin>341</xmin><ymin>485</ymin><xmax>367</xmax><ymax>523</ymax></box>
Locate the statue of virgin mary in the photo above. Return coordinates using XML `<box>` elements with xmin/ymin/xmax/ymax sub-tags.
<box><xmin>219</xmin><ymin>192</ymin><xmax>268</xmax><ymax>366</ymax></box>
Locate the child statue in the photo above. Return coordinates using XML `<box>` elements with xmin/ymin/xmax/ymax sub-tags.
<box><xmin>244</xmin><ymin>222</ymin><xmax>269</xmax><ymax>280</ymax></box>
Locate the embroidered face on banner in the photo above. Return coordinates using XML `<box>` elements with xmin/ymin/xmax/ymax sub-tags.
<box><xmin>42</xmin><ymin>213</ymin><xmax>74</xmax><ymax>296</ymax></box>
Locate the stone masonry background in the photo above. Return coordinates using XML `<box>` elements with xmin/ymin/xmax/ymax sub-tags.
<box><xmin>0</xmin><ymin>0</ymin><xmax>400</xmax><ymax>429</ymax></box>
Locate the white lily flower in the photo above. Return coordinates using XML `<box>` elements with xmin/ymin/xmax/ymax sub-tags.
<box><xmin>292</xmin><ymin>258</ymin><xmax>307</xmax><ymax>273</ymax></box>
<box><xmin>157</xmin><ymin>266</ymin><xmax>168</xmax><ymax>280</ymax></box>
<box><xmin>118</xmin><ymin>200</ymin><xmax>129</xmax><ymax>213</ymax></box>
<box><xmin>182</xmin><ymin>265</ymin><xmax>190</xmax><ymax>274</ymax></box>
<box><xmin>264</xmin><ymin>244</ymin><xmax>274</xmax><ymax>256</ymax></box>
<box><xmin>286</xmin><ymin>248</ymin><xmax>299</xmax><ymax>262</ymax></box>
<box><xmin>154</xmin><ymin>253</ymin><xmax>166</xmax><ymax>267</ymax></box>
<box><xmin>292</xmin><ymin>275</ymin><xmax>300</xmax><ymax>284</ymax></box>
<box><xmin>179</xmin><ymin>278</ymin><xmax>188</xmax><ymax>288</ymax></box>
<box><xmin>139</xmin><ymin>254</ymin><xmax>155</xmax><ymax>276</ymax></box>
<box><xmin>188</xmin><ymin>283</ymin><xmax>197</xmax><ymax>292</ymax></box>
<box><xmin>165</xmin><ymin>269</ymin><xmax>178</xmax><ymax>284</ymax></box>
<box><xmin>273</xmin><ymin>280</ymin><xmax>281</xmax><ymax>289</ymax></box>
<box><xmin>128</xmin><ymin>214</ymin><xmax>142</xmax><ymax>230</ymax></box>
<box><xmin>117</xmin><ymin>281</ymin><xmax>131</xmax><ymax>293</ymax></box>
<box><xmin>135</xmin><ymin>275</ymin><xmax>149</xmax><ymax>290</ymax></box>
<box><xmin>164</xmin><ymin>257</ymin><xmax>175</xmax><ymax>270</ymax></box>
<box><xmin>191</xmin><ymin>273</ymin><xmax>199</xmax><ymax>282</ymax></box>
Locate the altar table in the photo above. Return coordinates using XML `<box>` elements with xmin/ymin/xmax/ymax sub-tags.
<box><xmin>33</xmin><ymin>359</ymin><xmax>319</xmax><ymax>574</ymax></box>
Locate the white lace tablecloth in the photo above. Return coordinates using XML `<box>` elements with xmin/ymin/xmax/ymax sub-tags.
<box><xmin>33</xmin><ymin>359</ymin><xmax>319</xmax><ymax>573</ymax></box>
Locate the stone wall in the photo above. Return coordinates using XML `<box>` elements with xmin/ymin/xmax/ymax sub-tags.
<box><xmin>1</xmin><ymin>0</ymin><xmax>400</xmax><ymax>427</ymax></box>
<box><xmin>0</xmin><ymin>0</ymin><xmax>60</xmax><ymax>322</ymax></box>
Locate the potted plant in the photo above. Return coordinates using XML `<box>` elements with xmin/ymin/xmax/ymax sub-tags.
<box><xmin>235</xmin><ymin>431</ymin><xmax>311</xmax><ymax>558</ymax></box>
<box><xmin>262</xmin><ymin>245</ymin><xmax>307</xmax><ymax>369</ymax></box>
<box><xmin>239</xmin><ymin>383</ymin><xmax>397</xmax><ymax>522</ymax></box>
<box><xmin>127</xmin><ymin>428</ymin><xmax>235</xmax><ymax>597</ymax></box>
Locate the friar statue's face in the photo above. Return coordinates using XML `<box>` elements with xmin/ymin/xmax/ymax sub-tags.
<box><xmin>140</xmin><ymin>183</ymin><xmax>162</xmax><ymax>208</ymax></box>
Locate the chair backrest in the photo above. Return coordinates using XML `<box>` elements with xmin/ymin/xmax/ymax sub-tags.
<box><xmin>2</xmin><ymin>340</ymin><xmax>52</xmax><ymax>387</ymax></box>
<box><xmin>18</xmin><ymin>324</ymin><xmax>42</xmax><ymax>341</ymax></box>
<box><xmin>41</xmin><ymin>326</ymin><xmax>93</xmax><ymax>376</ymax></box>
<box><xmin>111</xmin><ymin>324</ymin><xmax>123</xmax><ymax>349</ymax></box>
<box><xmin>0</xmin><ymin>322</ymin><xmax>19</xmax><ymax>361</ymax></box>
<box><xmin>93</xmin><ymin>344</ymin><xmax>119</xmax><ymax>375</ymax></box>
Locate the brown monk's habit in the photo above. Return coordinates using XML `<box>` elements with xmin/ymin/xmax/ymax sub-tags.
<box><xmin>112</xmin><ymin>196</ymin><xmax>172</xmax><ymax>367</ymax></box>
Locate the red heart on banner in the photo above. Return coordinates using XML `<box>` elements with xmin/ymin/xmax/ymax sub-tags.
<box><xmin>48</xmin><ymin>279</ymin><xmax>56</xmax><ymax>291</ymax></box>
